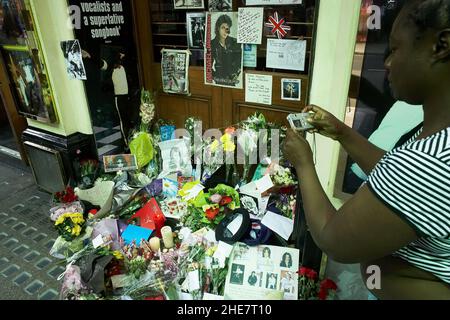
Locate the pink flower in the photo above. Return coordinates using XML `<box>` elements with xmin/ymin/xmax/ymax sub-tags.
<box><xmin>210</xmin><ymin>194</ymin><xmax>223</xmax><ymax>204</ymax></box>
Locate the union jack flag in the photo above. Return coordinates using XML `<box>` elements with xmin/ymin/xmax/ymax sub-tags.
<box><xmin>265</xmin><ymin>12</ymin><xmax>291</xmax><ymax>39</ymax></box>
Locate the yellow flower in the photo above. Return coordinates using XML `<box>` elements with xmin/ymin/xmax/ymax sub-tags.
<box><xmin>206</xmin><ymin>246</ymin><xmax>218</xmax><ymax>257</ymax></box>
<box><xmin>223</xmin><ymin>141</ymin><xmax>236</xmax><ymax>153</ymax></box>
<box><xmin>71</xmin><ymin>224</ymin><xmax>82</xmax><ymax>237</ymax></box>
<box><xmin>210</xmin><ymin>140</ymin><xmax>220</xmax><ymax>152</ymax></box>
<box><xmin>113</xmin><ymin>251</ymin><xmax>124</xmax><ymax>260</ymax></box>
<box><xmin>55</xmin><ymin>215</ymin><xmax>65</xmax><ymax>226</ymax></box>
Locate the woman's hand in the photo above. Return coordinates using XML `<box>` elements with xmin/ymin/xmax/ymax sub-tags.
<box><xmin>283</xmin><ymin>129</ymin><xmax>314</xmax><ymax>171</ymax></box>
<box><xmin>303</xmin><ymin>105</ymin><xmax>348</xmax><ymax>141</ymax></box>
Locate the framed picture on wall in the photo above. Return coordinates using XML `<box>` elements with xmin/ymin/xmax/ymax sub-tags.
<box><xmin>173</xmin><ymin>0</ymin><xmax>204</xmax><ymax>10</ymax></box>
<box><xmin>0</xmin><ymin>0</ymin><xmax>29</xmax><ymax>46</ymax></box>
<box><xmin>1</xmin><ymin>46</ymin><xmax>57</xmax><ymax>123</ymax></box>
<box><xmin>186</xmin><ymin>12</ymin><xmax>206</xmax><ymax>49</ymax></box>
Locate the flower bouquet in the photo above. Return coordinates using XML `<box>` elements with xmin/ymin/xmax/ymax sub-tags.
<box><xmin>53</xmin><ymin>186</ymin><xmax>78</xmax><ymax>205</ymax></box>
<box><xmin>55</xmin><ymin>212</ymin><xmax>86</xmax><ymax>241</ymax></box>
<box><xmin>79</xmin><ymin>159</ymin><xmax>99</xmax><ymax>189</ymax></box>
<box><xmin>297</xmin><ymin>267</ymin><xmax>338</xmax><ymax>300</ymax></box>
<box><xmin>181</xmin><ymin>184</ymin><xmax>240</xmax><ymax>233</ymax></box>
<box><xmin>129</xmin><ymin>89</ymin><xmax>155</xmax><ymax>169</ymax></box>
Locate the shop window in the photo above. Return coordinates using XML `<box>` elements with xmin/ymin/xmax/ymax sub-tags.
<box><xmin>334</xmin><ymin>0</ymin><xmax>406</xmax><ymax>198</ymax></box>
<box><xmin>150</xmin><ymin>0</ymin><xmax>317</xmax><ymax>75</ymax></box>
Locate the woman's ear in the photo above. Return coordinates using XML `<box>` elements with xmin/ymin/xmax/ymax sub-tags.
<box><xmin>433</xmin><ymin>29</ymin><xmax>450</xmax><ymax>62</ymax></box>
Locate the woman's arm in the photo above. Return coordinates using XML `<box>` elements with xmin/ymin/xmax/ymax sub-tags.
<box><xmin>305</xmin><ymin>105</ymin><xmax>386</xmax><ymax>175</ymax></box>
<box><xmin>283</xmin><ymin>130</ymin><xmax>417</xmax><ymax>263</ymax></box>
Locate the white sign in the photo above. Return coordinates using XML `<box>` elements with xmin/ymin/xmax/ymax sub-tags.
<box><xmin>246</xmin><ymin>0</ymin><xmax>302</xmax><ymax>5</ymax></box>
<box><xmin>266</xmin><ymin>39</ymin><xmax>306</xmax><ymax>71</ymax></box>
<box><xmin>245</xmin><ymin>73</ymin><xmax>273</xmax><ymax>105</ymax></box>
<box><xmin>237</xmin><ymin>7</ymin><xmax>264</xmax><ymax>44</ymax></box>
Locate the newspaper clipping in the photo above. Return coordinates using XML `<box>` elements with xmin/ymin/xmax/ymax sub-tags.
<box><xmin>161</xmin><ymin>49</ymin><xmax>190</xmax><ymax>95</ymax></box>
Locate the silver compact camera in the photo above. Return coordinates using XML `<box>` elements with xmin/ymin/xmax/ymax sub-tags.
<box><xmin>287</xmin><ymin>113</ymin><xmax>315</xmax><ymax>131</ymax></box>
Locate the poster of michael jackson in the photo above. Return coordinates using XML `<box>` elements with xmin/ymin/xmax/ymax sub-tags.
<box><xmin>205</xmin><ymin>12</ymin><xmax>243</xmax><ymax>89</ymax></box>
<box><xmin>161</xmin><ymin>49</ymin><xmax>190</xmax><ymax>95</ymax></box>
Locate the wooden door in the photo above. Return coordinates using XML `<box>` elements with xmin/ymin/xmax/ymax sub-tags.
<box><xmin>133</xmin><ymin>0</ymin><xmax>319</xmax><ymax>130</ymax></box>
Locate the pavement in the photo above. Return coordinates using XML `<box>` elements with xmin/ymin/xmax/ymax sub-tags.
<box><xmin>0</xmin><ymin>159</ymin><xmax>61</xmax><ymax>300</ymax></box>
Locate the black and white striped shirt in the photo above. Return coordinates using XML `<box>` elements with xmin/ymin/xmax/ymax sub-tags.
<box><xmin>367</xmin><ymin>127</ymin><xmax>450</xmax><ymax>284</ymax></box>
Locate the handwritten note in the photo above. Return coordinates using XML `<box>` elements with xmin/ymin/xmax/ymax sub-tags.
<box><xmin>245</xmin><ymin>73</ymin><xmax>273</xmax><ymax>105</ymax></box>
<box><xmin>246</xmin><ymin>0</ymin><xmax>303</xmax><ymax>5</ymax></box>
<box><xmin>266</xmin><ymin>39</ymin><xmax>306</xmax><ymax>71</ymax></box>
<box><xmin>237</xmin><ymin>7</ymin><xmax>264</xmax><ymax>44</ymax></box>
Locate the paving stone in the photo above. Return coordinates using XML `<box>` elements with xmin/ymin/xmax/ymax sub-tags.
<box><xmin>32</xmin><ymin>233</ymin><xmax>47</xmax><ymax>243</ymax></box>
<box><xmin>38</xmin><ymin>288</ymin><xmax>59</xmax><ymax>300</ymax></box>
<box><xmin>3</xmin><ymin>238</ymin><xmax>19</xmax><ymax>249</ymax></box>
<box><xmin>12</xmin><ymin>244</ymin><xmax>30</xmax><ymax>256</ymax></box>
<box><xmin>12</xmin><ymin>272</ymin><xmax>32</xmax><ymax>286</ymax></box>
<box><xmin>12</xmin><ymin>222</ymin><xmax>27</xmax><ymax>231</ymax></box>
<box><xmin>3</xmin><ymin>217</ymin><xmax>17</xmax><ymax>226</ymax></box>
<box><xmin>44</xmin><ymin>239</ymin><xmax>56</xmax><ymax>250</ymax></box>
<box><xmin>21</xmin><ymin>227</ymin><xmax>37</xmax><ymax>237</ymax></box>
<box><xmin>34</xmin><ymin>257</ymin><xmax>52</xmax><ymax>270</ymax></box>
<box><xmin>24</xmin><ymin>280</ymin><xmax>44</xmax><ymax>295</ymax></box>
<box><xmin>47</xmin><ymin>266</ymin><xmax>65</xmax><ymax>279</ymax></box>
<box><xmin>23</xmin><ymin>251</ymin><xmax>40</xmax><ymax>263</ymax></box>
<box><xmin>26</xmin><ymin>196</ymin><xmax>40</xmax><ymax>203</ymax></box>
<box><xmin>0</xmin><ymin>212</ymin><xmax>8</xmax><ymax>220</ymax></box>
<box><xmin>1</xmin><ymin>264</ymin><xmax>20</xmax><ymax>278</ymax></box>
<box><xmin>0</xmin><ymin>257</ymin><xmax>9</xmax><ymax>268</ymax></box>
<box><xmin>0</xmin><ymin>232</ymin><xmax>8</xmax><ymax>242</ymax></box>
<box><xmin>10</xmin><ymin>204</ymin><xmax>25</xmax><ymax>212</ymax></box>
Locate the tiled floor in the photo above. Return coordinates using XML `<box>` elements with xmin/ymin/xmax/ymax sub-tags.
<box><xmin>0</xmin><ymin>161</ymin><xmax>60</xmax><ymax>300</ymax></box>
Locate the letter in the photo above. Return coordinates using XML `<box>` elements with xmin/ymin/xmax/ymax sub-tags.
<box><xmin>366</xmin><ymin>265</ymin><xmax>381</xmax><ymax>290</ymax></box>
<box><xmin>67</xmin><ymin>5</ymin><xmax>81</xmax><ymax>30</ymax></box>
<box><xmin>204</xmin><ymin>307</ymin><xmax>211</xmax><ymax>318</ymax></box>
<box><xmin>367</xmin><ymin>5</ymin><xmax>381</xmax><ymax>30</ymax></box>
<box><xmin>178</xmin><ymin>306</ymin><xmax>183</xmax><ymax>315</ymax></box>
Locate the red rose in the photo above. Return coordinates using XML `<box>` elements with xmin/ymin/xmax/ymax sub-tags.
<box><xmin>219</xmin><ymin>196</ymin><xmax>233</xmax><ymax>206</ymax></box>
<box><xmin>145</xmin><ymin>296</ymin><xmax>165</xmax><ymax>300</ymax></box>
<box><xmin>298</xmin><ymin>267</ymin><xmax>309</xmax><ymax>276</ymax></box>
<box><xmin>306</xmin><ymin>269</ymin><xmax>318</xmax><ymax>280</ymax></box>
<box><xmin>89</xmin><ymin>209</ymin><xmax>98</xmax><ymax>216</ymax></box>
<box><xmin>205</xmin><ymin>208</ymin><xmax>220</xmax><ymax>221</ymax></box>
<box><xmin>320</xmin><ymin>279</ymin><xmax>337</xmax><ymax>291</ymax></box>
<box><xmin>318</xmin><ymin>287</ymin><xmax>328</xmax><ymax>300</ymax></box>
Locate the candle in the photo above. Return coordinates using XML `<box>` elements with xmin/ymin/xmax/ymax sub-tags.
<box><xmin>161</xmin><ymin>226</ymin><xmax>174</xmax><ymax>249</ymax></box>
<box><xmin>149</xmin><ymin>237</ymin><xmax>161</xmax><ymax>252</ymax></box>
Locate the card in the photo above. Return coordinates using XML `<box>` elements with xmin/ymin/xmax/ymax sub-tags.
<box><xmin>129</xmin><ymin>198</ymin><xmax>165</xmax><ymax>231</ymax></box>
<box><xmin>188</xmin><ymin>270</ymin><xmax>201</xmax><ymax>291</ymax></box>
<box><xmin>266</xmin><ymin>39</ymin><xmax>306</xmax><ymax>71</ymax></box>
<box><xmin>254</xmin><ymin>175</ymin><xmax>274</xmax><ymax>194</ymax></box>
<box><xmin>245</xmin><ymin>73</ymin><xmax>273</xmax><ymax>105</ymax></box>
<box><xmin>121</xmin><ymin>225</ymin><xmax>153</xmax><ymax>245</ymax></box>
<box><xmin>103</xmin><ymin>154</ymin><xmax>138</xmax><ymax>173</ymax></box>
<box><xmin>243</xmin><ymin>44</ymin><xmax>257</xmax><ymax>68</ymax></box>
<box><xmin>237</xmin><ymin>7</ymin><xmax>264</xmax><ymax>45</ymax></box>
<box><xmin>261</xmin><ymin>211</ymin><xmax>294</xmax><ymax>241</ymax></box>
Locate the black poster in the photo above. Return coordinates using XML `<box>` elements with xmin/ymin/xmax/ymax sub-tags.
<box><xmin>68</xmin><ymin>0</ymin><xmax>140</xmax><ymax>156</ymax></box>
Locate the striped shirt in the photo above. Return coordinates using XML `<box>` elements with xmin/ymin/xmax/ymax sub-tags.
<box><xmin>367</xmin><ymin>127</ymin><xmax>450</xmax><ymax>284</ymax></box>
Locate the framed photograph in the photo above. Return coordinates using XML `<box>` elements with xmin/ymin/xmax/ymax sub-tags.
<box><xmin>204</xmin><ymin>12</ymin><xmax>243</xmax><ymax>89</ymax></box>
<box><xmin>186</xmin><ymin>12</ymin><xmax>206</xmax><ymax>49</ymax></box>
<box><xmin>2</xmin><ymin>47</ymin><xmax>57</xmax><ymax>123</ymax></box>
<box><xmin>161</xmin><ymin>49</ymin><xmax>190</xmax><ymax>95</ymax></box>
<box><xmin>103</xmin><ymin>154</ymin><xmax>138</xmax><ymax>173</ymax></box>
<box><xmin>0</xmin><ymin>0</ymin><xmax>29</xmax><ymax>46</ymax></box>
<box><xmin>173</xmin><ymin>0</ymin><xmax>204</xmax><ymax>10</ymax></box>
<box><xmin>281</xmin><ymin>78</ymin><xmax>301</xmax><ymax>101</ymax></box>
<box><xmin>209</xmin><ymin>0</ymin><xmax>232</xmax><ymax>11</ymax></box>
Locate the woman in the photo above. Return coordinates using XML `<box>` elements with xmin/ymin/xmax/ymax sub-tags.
<box><xmin>283</xmin><ymin>0</ymin><xmax>450</xmax><ymax>300</ymax></box>
<box><xmin>280</xmin><ymin>252</ymin><xmax>293</xmax><ymax>268</ymax></box>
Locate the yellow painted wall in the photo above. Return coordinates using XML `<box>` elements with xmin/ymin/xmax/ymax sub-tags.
<box><xmin>309</xmin><ymin>0</ymin><xmax>361</xmax><ymax>207</ymax></box>
<box><xmin>27</xmin><ymin>0</ymin><xmax>92</xmax><ymax>136</ymax></box>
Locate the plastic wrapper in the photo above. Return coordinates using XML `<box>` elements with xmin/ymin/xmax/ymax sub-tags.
<box><xmin>130</xmin><ymin>132</ymin><xmax>154</xmax><ymax>169</ymax></box>
<box><xmin>60</xmin><ymin>265</ymin><xmax>90</xmax><ymax>300</ymax></box>
<box><xmin>91</xmin><ymin>218</ymin><xmax>121</xmax><ymax>251</ymax></box>
<box><xmin>50</xmin><ymin>226</ymin><xmax>94</xmax><ymax>259</ymax></box>
<box><xmin>49</xmin><ymin>201</ymin><xmax>84</xmax><ymax>222</ymax></box>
